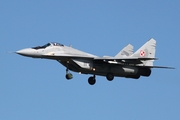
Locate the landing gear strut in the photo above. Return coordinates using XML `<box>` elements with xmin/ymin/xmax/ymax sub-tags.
<box><xmin>88</xmin><ymin>75</ymin><xmax>96</xmax><ymax>85</ymax></box>
<box><xmin>65</xmin><ymin>68</ymin><xmax>73</xmax><ymax>80</ymax></box>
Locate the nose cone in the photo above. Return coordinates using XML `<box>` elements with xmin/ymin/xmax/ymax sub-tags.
<box><xmin>16</xmin><ymin>48</ymin><xmax>37</xmax><ymax>57</ymax></box>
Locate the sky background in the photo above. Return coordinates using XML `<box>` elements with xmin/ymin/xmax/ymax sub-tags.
<box><xmin>1</xmin><ymin>0</ymin><xmax>180</xmax><ymax>120</ymax></box>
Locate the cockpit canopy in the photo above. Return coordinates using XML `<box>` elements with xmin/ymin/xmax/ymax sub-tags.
<box><xmin>32</xmin><ymin>42</ymin><xmax>64</xmax><ymax>49</ymax></box>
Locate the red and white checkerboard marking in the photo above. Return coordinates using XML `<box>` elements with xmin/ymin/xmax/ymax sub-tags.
<box><xmin>140</xmin><ymin>50</ymin><xmax>145</xmax><ymax>57</ymax></box>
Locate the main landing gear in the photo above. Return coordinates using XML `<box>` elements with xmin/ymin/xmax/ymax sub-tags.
<box><xmin>88</xmin><ymin>73</ymin><xmax>114</xmax><ymax>85</ymax></box>
<box><xmin>88</xmin><ymin>75</ymin><xmax>96</xmax><ymax>85</ymax></box>
<box><xmin>106</xmin><ymin>72</ymin><xmax>114</xmax><ymax>81</ymax></box>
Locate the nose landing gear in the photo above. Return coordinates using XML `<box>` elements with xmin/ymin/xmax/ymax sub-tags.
<box><xmin>65</xmin><ymin>69</ymin><xmax>73</xmax><ymax>80</ymax></box>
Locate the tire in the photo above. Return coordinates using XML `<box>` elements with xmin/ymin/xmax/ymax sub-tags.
<box><xmin>65</xmin><ymin>73</ymin><xmax>73</xmax><ymax>80</ymax></box>
<box><xmin>88</xmin><ymin>77</ymin><xmax>96</xmax><ymax>85</ymax></box>
<box><xmin>106</xmin><ymin>73</ymin><xmax>114</xmax><ymax>81</ymax></box>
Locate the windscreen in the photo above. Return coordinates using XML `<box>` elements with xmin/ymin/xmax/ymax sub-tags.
<box><xmin>32</xmin><ymin>42</ymin><xmax>64</xmax><ymax>49</ymax></box>
<box><xmin>32</xmin><ymin>43</ymin><xmax>51</xmax><ymax>49</ymax></box>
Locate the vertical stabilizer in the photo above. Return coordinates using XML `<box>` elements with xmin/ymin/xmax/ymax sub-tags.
<box><xmin>115</xmin><ymin>44</ymin><xmax>133</xmax><ymax>58</ymax></box>
<box><xmin>131</xmin><ymin>38</ymin><xmax>156</xmax><ymax>66</ymax></box>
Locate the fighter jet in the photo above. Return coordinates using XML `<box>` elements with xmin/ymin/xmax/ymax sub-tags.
<box><xmin>16</xmin><ymin>38</ymin><xmax>174</xmax><ymax>85</ymax></box>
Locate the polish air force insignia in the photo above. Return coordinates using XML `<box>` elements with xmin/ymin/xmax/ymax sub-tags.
<box><xmin>140</xmin><ymin>50</ymin><xmax>145</xmax><ymax>57</ymax></box>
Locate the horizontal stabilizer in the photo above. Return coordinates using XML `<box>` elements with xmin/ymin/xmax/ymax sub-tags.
<box><xmin>144</xmin><ymin>66</ymin><xmax>175</xmax><ymax>69</ymax></box>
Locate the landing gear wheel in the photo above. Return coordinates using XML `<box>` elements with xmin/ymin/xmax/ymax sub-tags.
<box><xmin>88</xmin><ymin>76</ymin><xmax>96</xmax><ymax>85</ymax></box>
<box><xmin>65</xmin><ymin>73</ymin><xmax>73</xmax><ymax>80</ymax></box>
<box><xmin>106</xmin><ymin>73</ymin><xmax>114</xmax><ymax>81</ymax></box>
<box><xmin>65</xmin><ymin>68</ymin><xmax>73</xmax><ymax>80</ymax></box>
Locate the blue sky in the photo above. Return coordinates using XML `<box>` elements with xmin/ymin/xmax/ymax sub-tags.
<box><xmin>1</xmin><ymin>0</ymin><xmax>180</xmax><ymax>120</ymax></box>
